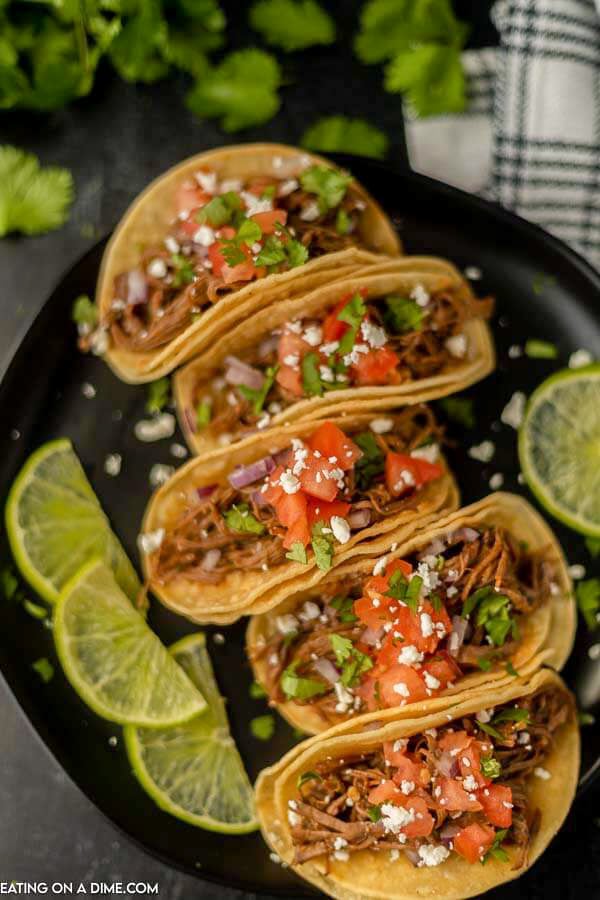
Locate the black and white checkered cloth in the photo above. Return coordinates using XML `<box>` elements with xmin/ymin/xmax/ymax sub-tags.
<box><xmin>405</xmin><ymin>0</ymin><xmax>600</xmax><ymax>267</ymax></box>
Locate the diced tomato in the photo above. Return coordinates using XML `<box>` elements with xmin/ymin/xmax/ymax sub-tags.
<box><xmin>245</xmin><ymin>176</ymin><xmax>277</xmax><ymax>196</ymax></box>
<box><xmin>458</xmin><ymin>742</ymin><xmax>487</xmax><ymax>787</ymax></box>
<box><xmin>353</xmin><ymin>595</ymin><xmax>396</xmax><ymax>630</ymax></box>
<box><xmin>412</xmin><ymin>457</ymin><xmax>445</xmax><ymax>485</ymax></box>
<box><xmin>298</xmin><ymin>452</ymin><xmax>340</xmax><ymax>502</ymax></box>
<box><xmin>437</xmin><ymin>777</ymin><xmax>483</xmax><ymax>812</ymax></box>
<box><xmin>383</xmin><ymin>740</ymin><xmax>408</xmax><ymax>767</ymax></box>
<box><xmin>262</xmin><ymin>465</ymin><xmax>285</xmax><ymax>506</ymax></box>
<box><xmin>208</xmin><ymin>240</ymin><xmax>257</xmax><ymax>283</ymax></box>
<box><xmin>321</xmin><ymin>290</ymin><xmax>366</xmax><ymax>342</ymax></box>
<box><xmin>355</xmin><ymin>675</ymin><xmax>379</xmax><ymax>711</ymax></box>
<box><xmin>306</xmin><ymin>497</ymin><xmax>351</xmax><ymax>526</ymax></box>
<box><xmin>276</xmin><ymin>365</ymin><xmax>303</xmax><ymax>397</ymax></box>
<box><xmin>422</xmin><ymin>652</ymin><xmax>462</xmax><ymax>692</ymax></box>
<box><xmin>377</xmin><ymin>664</ymin><xmax>428</xmax><ymax>707</ymax></box>
<box><xmin>390</xmin><ymin>755</ymin><xmax>425</xmax><ymax>787</ymax></box>
<box><xmin>453</xmin><ymin>823</ymin><xmax>495</xmax><ymax>864</ymax></box>
<box><xmin>477</xmin><ymin>784</ymin><xmax>513</xmax><ymax>828</ymax></box>
<box><xmin>278</xmin><ymin>329</ymin><xmax>308</xmax><ymax>364</ymax></box>
<box><xmin>251</xmin><ymin>209</ymin><xmax>288</xmax><ymax>234</ymax></box>
<box><xmin>368</xmin><ymin>779</ymin><xmax>401</xmax><ymax>805</ymax></box>
<box><xmin>175</xmin><ymin>181</ymin><xmax>211</xmax><ymax>216</ymax></box>
<box><xmin>307</xmin><ymin>422</ymin><xmax>362</xmax><ymax>471</ymax></box>
<box><xmin>385</xmin><ymin>453</ymin><xmax>443</xmax><ymax>498</ymax></box>
<box><xmin>353</xmin><ymin>347</ymin><xmax>400</xmax><ymax>386</ymax></box>
<box><xmin>275</xmin><ymin>491</ymin><xmax>307</xmax><ymax>527</ymax></box>
<box><xmin>385</xmin><ymin>559</ymin><xmax>413</xmax><ymax>579</ymax></box>
<box><xmin>438</xmin><ymin>730</ymin><xmax>472</xmax><ymax>753</ymax></box>
<box><xmin>283</xmin><ymin>514</ymin><xmax>311</xmax><ymax>549</ymax></box>
<box><xmin>398</xmin><ymin>795</ymin><xmax>435</xmax><ymax>838</ymax></box>
<box><xmin>364</xmin><ymin>575</ymin><xmax>391</xmax><ymax>598</ymax></box>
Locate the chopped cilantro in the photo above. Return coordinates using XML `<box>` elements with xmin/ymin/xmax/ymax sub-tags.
<box><xmin>196</xmin><ymin>399</ymin><xmax>212</xmax><ymax>430</ymax></box>
<box><xmin>430</xmin><ymin>593</ymin><xmax>442</xmax><ymax>613</ymax></box>
<box><xmin>196</xmin><ymin>192</ymin><xmax>242</xmax><ymax>227</ymax></box>
<box><xmin>476</xmin><ymin>656</ymin><xmax>493</xmax><ymax>673</ymax></box>
<box><xmin>249</xmin><ymin>681</ymin><xmax>267</xmax><ymax>699</ymax></box>
<box><xmin>224</xmin><ymin>503</ymin><xmax>265</xmax><ymax>535</ymax></box>
<box><xmin>285</xmin><ymin>237</ymin><xmax>309</xmax><ymax>268</ymax></box>
<box><xmin>32</xmin><ymin>657</ymin><xmax>54</xmax><ymax>684</ymax></box>
<box><xmin>297</xmin><ymin>770</ymin><xmax>321</xmax><ymax>788</ymax></box>
<box><xmin>477</xmin><ymin>720</ymin><xmax>503</xmax><ymax>740</ymax></box>
<box><xmin>524</xmin><ymin>339</ymin><xmax>558</xmax><ymax>359</ymax></box>
<box><xmin>255</xmin><ymin>230</ymin><xmax>308</xmax><ymax>270</ymax></box>
<box><xmin>237</xmin><ymin>218</ymin><xmax>263</xmax><ymax>245</ymax></box>
<box><xmin>300</xmin><ymin>165</ymin><xmax>353</xmax><ymax>214</ymax></box>
<box><xmin>532</xmin><ymin>273</ymin><xmax>556</xmax><ymax>295</ymax></box>
<box><xmin>23</xmin><ymin>599</ymin><xmax>48</xmax><ymax>621</ymax></box>
<box><xmin>579</xmin><ymin>711</ymin><xmax>596</xmax><ymax>726</ymax></box>
<box><xmin>404</xmin><ymin>575</ymin><xmax>422</xmax><ymax>613</ymax></box>
<box><xmin>330</xmin><ymin>595</ymin><xmax>358</xmax><ymax>623</ymax></box>
<box><xmin>480</xmin><ymin>755</ymin><xmax>501</xmax><ymax>779</ymax></box>
<box><xmin>146</xmin><ymin>377</ymin><xmax>170</xmax><ymax>414</ymax></box>
<box><xmin>483</xmin><ymin>828</ymin><xmax>509</xmax><ymax>864</ymax></box>
<box><xmin>367</xmin><ymin>805</ymin><xmax>382</xmax><ymax>822</ymax></box>
<box><xmin>341</xmin><ymin>648</ymin><xmax>372</xmax><ymax>686</ymax></box>
<box><xmin>170</xmin><ymin>253</ymin><xmax>195</xmax><ymax>288</ymax></box>
<box><xmin>301</xmin><ymin>116</ymin><xmax>389</xmax><ymax>160</ymax></box>
<box><xmin>354</xmin><ymin>431</ymin><xmax>385</xmax><ymax>490</ymax></box>
<box><xmin>336</xmin><ymin>209</ymin><xmax>351</xmax><ymax>235</ymax></box>
<box><xmin>249</xmin><ymin>0</ymin><xmax>335</xmax><ymax>51</ymax></box>
<box><xmin>0</xmin><ymin>146</ymin><xmax>74</xmax><ymax>237</ymax></box>
<box><xmin>71</xmin><ymin>295</ymin><xmax>98</xmax><ymax>330</ymax></box>
<box><xmin>475</xmin><ymin>592</ymin><xmax>514</xmax><ymax>647</ymax></box>
<box><xmin>330</xmin><ymin>634</ymin><xmax>353</xmax><ymax>665</ymax></box>
<box><xmin>250</xmin><ymin>714</ymin><xmax>275</xmax><ymax>740</ymax></box>
<box><xmin>1</xmin><ymin>566</ymin><xmax>19</xmax><ymax>601</ymax></box>
<box><xmin>187</xmin><ymin>49</ymin><xmax>282</xmax><ymax>131</ymax></box>
<box><xmin>493</xmin><ymin>707</ymin><xmax>530</xmax><ymax>726</ymax></box>
<box><xmin>586</xmin><ymin>537</ymin><xmax>600</xmax><ymax>558</ymax></box>
<box><xmin>438</xmin><ymin>396</ymin><xmax>475</xmax><ymax>429</ymax></box>
<box><xmin>281</xmin><ymin>661</ymin><xmax>329</xmax><ymax>700</ymax></box>
<box><xmin>462</xmin><ymin>585</ymin><xmax>493</xmax><ymax>618</ymax></box>
<box><xmin>255</xmin><ymin>235</ymin><xmax>287</xmax><ymax>267</ymax></box>
<box><xmin>286</xmin><ymin>542</ymin><xmax>308</xmax><ymax>564</ymax></box>
<box><xmin>382</xmin><ymin>295</ymin><xmax>423</xmax><ymax>334</ymax></box>
<box><xmin>311</xmin><ymin>522</ymin><xmax>334</xmax><ymax>571</ymax></box>
<box><xmin>576</xmin><ymin>578</ymin><xmax>600</xmax><ymax>630</ymax></box>
<box><xmin>386</xmin><ymin>567</ymin><xmax>409</xmax><ymax>599</ymax></box>
<box><xmin>238</xmin><ymin>364</ymin><xmax>279</xmax><ymax>414</ymax></box>
<box><xmin>335</xmin><ymin>292</ymin><xmax>367</xmax><ymax>357</ymax></box>
<box><xmin>301</xmin><ymin>352</ymin><xmax>323</xmax><ymax>397</ymax></box>
<box><xmin>505</xmin><ymin>661</ymin><xmax>519</xmax><ymax>677</ymax></box>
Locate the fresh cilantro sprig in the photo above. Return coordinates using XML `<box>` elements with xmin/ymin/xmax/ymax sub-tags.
<box><xmin>462</xmin><ymin>586</ymin><xmax>516</xmax><ymax>648</ymax></box>
<box><xmin>224</xmin><ymin>503</ymin><xmax>265</xmax><ymax>535</ymax></box>
<box><xmin>576</xmin><ymin>578</ymin><xmax>600</xmax><ymax>631</ymax></box>
<box><xmin>300</xmin><ymin>165</ymin><xmax>353</xmax><ymax>214</ymax></box>
<box><xmin>330</xmin><ymin>595</ymin><xmax>358</xmax><ymax>623</ymax></box>
<box><xmin>311</xmin><ymin>521</ymin><xmax>334</xmax><ymax>571</ymax></box>
<box><xmin>301</xmin><ymin>116</ymin><xmax>389</xmax><ymax>160</ymax></box>
<box><xmin>238</xmin><ymin>365</ymin><xmax>279</xmax><ymax>415</ymax></box>
<box><xmin>0</xmin><ymin>146</ymin><xmax>74</xmax><ymax>237</ymax></box>
<box><xmin>354</xmin><ymin>432</ymin><xmax>385</xmax><ymax>491</ymax></box>
<box><xmin>438</xmin><ymin>396</ymin><xmax>476</xmax><ymax>429</ymax></box>
<box><xmin>286</xmin><ymin>542</ymin><xmax>308</xmax><ymax>564</ymax></box>
<box><xmin>71</xmin><ymin>295</ymin><xmax>98</xmax><ymax>331</ymax></box>
<box><xmin>329</xmin><ymin>634</ymin><xmax>373</xmax><ymax>686</ymax></box>
<box><xmin>382</xmin><ymin>295</ymin><xmax>423</xmax><ymax>334</ymax></box>
<box><xmin>386</xmin><ymin>568</ymin><xmax>422</xmax><ymax>613</ymax></box>
<box><xmin>249</xmin><ymin>0</ymin><xmax>335</xmax><ymax>52</ymax></box>
<box><xmin>483</xmin><ymin>829</ymin><xmax>509</xmax><ymax>864</ymax></box>
<box><xmin>146</xmin><ymin>377</ymin><xmax>170</xmax><ymax>414</ymax></box>
<box><xmin>281</xmin><ymin>661</ymin><xmax>329</xmax><ymax>699</ymax></box>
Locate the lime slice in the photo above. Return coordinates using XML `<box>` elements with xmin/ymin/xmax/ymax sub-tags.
<box><xmin>519</xmin><ymin>364</ymin><xmax>600</xmax><ymax>536</ymax></box>
<box><xmin>5</xmin><ymin>439</ymin><xmax>140</xmax><ymax>604</ymax></box>
<box><xmin>54</xmin><ymin>559</ymin><xmax>205</xmax><ymax>726</ymax></box>
<box><xmin>124</xmin><ymin>633</ymin><xmax>257</xmax><ymax>833</ymax></box>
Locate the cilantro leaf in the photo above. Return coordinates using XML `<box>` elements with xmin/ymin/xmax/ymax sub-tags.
<box><xmin>281</xmin><ymin>661</ymin><xmax>329</xmax><ymax>699</ymax></box>
<box><xmin>524</xmin><ymin>339</ymin><xmax>558</xmax><ymax>360</ymax></box>
<box><xmin>249</xmin><ymin>680</ymin><xmax>267</xmax><ymax>699</ymax></box>
<box><xmin>330</xmin><ymin>633</ymin><xmax>353</xmax><ymax>665</ymax></box>
<box><xmin>146</xmin><ymin>377</ymin><xmax>170</xmax><ymax>414</ymax></box>
<box><xmin>438</xmin><ymin>396</ymin><xmax>476</xmax><ymax>429</ymax></box>
<box><xmin>341</xmin><ymin>648</ymin><xmax>372</xmax><ymax>686</ymax></box>
<box><xmin>336</xmin><ymin>292</ymin><xmax>366</xmax><ymax>356</ymax></box>
<box><xmin>576</xmin><ymin>578</ymin><xmax>600</xmax><ymax>630</ymax></box>
<box><xmin>475</xmin><ymin>592</ymin><xmax>514</xmax><ymax>647</ymax></box>
<box><xmin>250</xmin><ymin>714</ymin><xmax>275</xmax><ymax>740</ymax></box>
<box><xmin>586</xmin><ymin>537</ymin><xmax>600</xmax><ymax>558</ymax></box>
<box><xmin>196</xmin><ymin>193</ymin><xmax>242</xmax><ymax>227</ymax></box>
<box><xmin>311</xmin><ymin>522</ymin><xmax>334</xmax><ymax>571</ymax></box>
<box><xmin>477</xmin><ymin>720</ymin><xmax>503</xmax><ymax>740</ymax></box>
<box><xmin>249</xmin><ymin>0</ymin><xmax>335</xmax><ymax>52</ymax></box>
<box><xmin>255</xmin><ymin>235</ymin><xmax>287</xmax><ymax>267</ymax></box>
<box><xmin>238</xmin><ymin>364</ymin><xmax>279</xmax><ymax>414</ymax></box>
<box><xmin>483</xmin><ymin>828</ymin><xmax>509</xmax><ymax>864</ymax></box>
<box><xmin>354</xmin><ymin>431</ymin><xmax>385</xmax><ymax>490</ymax></box>
<box><xmin>301</xmin><ymin>351</ymin><xmax>323</xmax><ymax>397</ymax></box>
<box><xmin>224</xmin><ymin>503</ymin><xmax>265</xmax><ymax>535</ymax></box>
<box><xmin>367</xmin><ymin>805</ymin><xmax>382</xmax><ymax>822</ymax></box>
<box><xmin>462</xmin><ymin>585</ymin><xmax>493</xmax><ymax>619</ymax></box>
<box><xmin>493</xmin><ymin>707</ymin><xmax>530</xmax><ymax>726</ymax></box>
<box><xmin>109</xmin><ymin>4</ymin><xmax>169</xmax><ymax>84</ymax></box>
<box><xmin>505</xmin><ymin>661</ymin><xmax>519</xmax><ymax>677</ymax></box>
<box><xmin>196</xmin><ymin>399</ymin><xmax>212</xmax><ymax>430</ymax></box>
<box><xmin>404</xmin><ymin>575</ymin><xmax>422</xmax><ymax>613</ymax></box>
<box><xmin>286</xmin><ymin>238</ymin><xmax>309</xmax><ymax>268</ymax></box>
<box><xmin>301</xmin><ymin>116</ymin><xmax>389</xmax><ymax>160</ymax></box>
<box><xmin>0</xmin><ymin>146</ymin><xmax>74</xmax><ymax>237</ymax></box>
<box><xmin>186</xmin><ymin>49</ymin><xmax>281</xmax><ymax>131</ymax></box>
<box><xmin>71</xmin><ymin>295</ymin><xmax>98</xmax><ymax>330</ymax></box>
<box><xmin>32</xmin><ymin>657</ymin><xmax>54</xmax><ymax>684</ymax></box>
<box><xmin>300</xmin><ymin>165</ymin><xmax>353</xmax><ymax>214</ymax></box>
<box><xmin>171</xmin><ymin>253</ymin><xmax>195</xmax><ymax>287</ymax></box>
<box><xmin>382</xmin><ymin>295</ymin><xmax>423</xmax><ymax>334</ymax></box>
<box><xmin>384</xmin><ymin>42</ymin><xmax>466</xmax><ymax>117</ymax></box>
<box><xmin>480</xmin><ymin>755</ymin><xmax>501</xmax><ymax>779</ymax></box>
<box><xmin>286</xmin><ymin>541</ymin><xmax>308</xmax><ymax>564</ymax></box>
<box><xmin>330</xmin><ymin>595</ymin><xmax>358</xmax><ymax>623</ymax></box>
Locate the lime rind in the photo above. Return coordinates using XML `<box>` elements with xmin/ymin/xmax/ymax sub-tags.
<box><xmin>54</xmin><ymin>559</ymin><xmax>206</xmax><ymax>727</ymax></box>
<box><xmin>519</xmin><ymin>364</ymin><xmax>600</xmax><ymax>537</ymax></box>
<box><xmin>5</xmin><ymin>439</ymin><xmax>140</xmax><ymax>603</ymax></box>
<box><xmin>124</xmin><ymin>633</ymin><xmax>257</xmax><ymax>834</ymax></box>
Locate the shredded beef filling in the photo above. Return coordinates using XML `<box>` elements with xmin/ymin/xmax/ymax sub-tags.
<box><xmin>150</xmin><ymin>406</ymin><xmax>442</xmax><ymax>586</ymax></box>
<box><xmin>91</xmin><ymin>182</ymin><xmax>365</xmax><ymax>355</ymax></box>
<box><xmin>290</xmin><ymin>687</ymin><xmax>571</xmax><ymax>868</ymax></box>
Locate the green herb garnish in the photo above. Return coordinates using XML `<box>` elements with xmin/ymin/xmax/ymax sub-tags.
<box><xmin>170</xmin><ymin>253</ymin><xmax>195</xmax><ymax>287</ymax></box>
<box><xmin>224</xmin><ymin>503</ymin><xmax>265</xmax><ymax>535</ymax></box>
<box><xmin>505</xmin><ymin>661</ymin><xmax>519</xmax><ymax>677</ymax></box>
<box><xmin>0</xmin><ymin>147</ymin><xmax>74</xmax><ymax>237</ymax></box>
<box><xmin>281</xmin><ymin>661</ymin><xmax>329</xmax><ymax>700</ymax></box>
<box><xmin>494</xmin><ymin>707</ymin><xmax>530</xmax><ymax>726</ymax></box>
<box><xmin>330</xmin><ymin>595</ymin><xmax>358</xmax><ymax>623</ymax></box>
<box><xmin>249</xmin><ymin>0</ymin><xmax>335</xmax><ymax>51</ymax></box>
<box><xmin>480</xmin><ymin>755</ymin><xmax>501</xmax><ymax>779</ymax></box>
<box><xmin>311</xmin><ymin>522</ymin><xmax>335</xmax><ymax>571</ymax></box>
<box><xmin>250</xmin><ymin>714</ymin><xmax>275</xmax><ymax>740</ymax></box>
<box><xmin>32</xmin><ymin>657</ymin><xmax>54</xmax><ymax>683</ymax></box>
<box><xmin>249</xmin><ymin>681</ymin><xmax>267</xmax><ymax>699</ymax></box>
<box><xmin>382</xmin><ymin>295</ymin><xmax>423</xmax><ymax>334</ymax></box>
<box><xmin>367</xmin><ymin>805</ymin><xmax>382</xmax><ymax>822</ymax></box>
<box><xmin>354</xmin><ymin>431</ymin><xmax>385</xmax><ymax>490</ymax></box>
<box><xmin>300</xmin><ymin>165</ymin><xmax>353</xmax><ymax>214</ymax></box>
<box><xmin>301</xmin><ymin>351</ymin><xmax>324</xmax><ymax>397</ymax></box>
<box><xmin>71</xmin><ymin>295</ymin><xmax>98</xmax><ymax>330</ymax></box>
<box><xmin>330</xmin><ymin>634</ymin><xmax>354</xmax><ymax>665</ymax></box>
<box><xmin>146</xmin><ymin>377</ymin><xmax>170</xmax><ymax>414</ymax></box>
<box><xmin>586</xmin><ymin>537</ymin><xmax>600</xmax><ymax>558</ymax></box>
<box><xmin>483</xmin><ymin>828</ymin><xmax>509</xmax><ymax>864</ymax></box>
<box><xmin>579</xmin><ymin>711</ymin><xmax>596</xmax><ymax>726</ymax></box>
<box><xmin>196</xmin><ymin>399</ymin><xmax>212</xmax><ymax>430</ymax></box>
<box><xmin>301</xmin><ymin>115</ymin><xmax>389</xmax><ymax>160</ymax></box>
<box><xmin>524</xmin><ymin>339</ymin><xmax>558</xmax><ymax>359</ymax></box>
<box><xmin>238</xmin><ymin>364</ymin><xmax>279</xmax><ymax>414</ymax></box>
<box><xmin>195</xmin><ymin>192</ymin><xmax>243</xmax><ymax>227</ymax></box>
<box><xmin>286</xmin><ymin>542</ymin><xmax>308</xmax><ymax>564</ymax></box>
<box><xmin>297</xmin><ymin>770</ymin><xmax>321</xmax><ymax>788</ymax></box>
<box><xmin>576</xmin><ymin>578</ymin><xmax>600</xmax><ymax>630</ymax></box>
<box><xmin>438</xmin><ymin>396</ymin><xmax>475</xmax><ymax>429</ymax></box>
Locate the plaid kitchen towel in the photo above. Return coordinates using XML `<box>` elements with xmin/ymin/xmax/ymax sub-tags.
<box><xmin>405</xmin><ymin>0</ymin><xmax>600</xmax><ymax>268</ymax></box>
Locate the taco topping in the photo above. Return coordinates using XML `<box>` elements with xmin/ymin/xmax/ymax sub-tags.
<box><xmin>288</xmin><ymin>685</ymin><xmax>571</xmax><ymax>868</ymax></box>
<box><xmin>148</xmin><ymin>409</ymin><xmax>444</xmax><ymax>586</ymax></box>
<box><xmin>187</xmin><ymin>285</ymin><xmax>493</xmax><ymax>441</ymax></box>
<box><xmin>87</xmin><ymin>163</ymin><xmax>369</xmax><ymax>355</ymax></box>
<box><xmin>251</xmin><ymin>526</ymin><xmax>556</xmax><ymax>724</ymax></box>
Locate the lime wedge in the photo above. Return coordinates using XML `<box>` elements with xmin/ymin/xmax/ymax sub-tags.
<box><xmin>519</xmin><ymin>364</ymin><xmax>600</xmax><ymax>536</ymax></box>
<box><xmin>124</xmin><ymin>633</ymin><xmax>257</xmax><ymax>833</ymax></box>
<box><xmin>5</xmin><ymin>439</ymin><xmax>139</xmax><ymax>603</ymax></box>
<box><xmin>54</xmin><ymin>559</ymin><xmax>206</xmax><ymax>726</ymax></box>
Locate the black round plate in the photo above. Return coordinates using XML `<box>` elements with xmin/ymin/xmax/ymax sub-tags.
<box><xmin>1</xmin><ymin>157</ymin><xmax>599</xmax><ymax>897</ymax></box>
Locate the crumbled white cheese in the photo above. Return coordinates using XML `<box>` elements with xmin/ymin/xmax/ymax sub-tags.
<box><xmin>343</xmin><ymin>342</ymin><xmax>369</xmax><ymax>367</ymax></box>
<box><xmin>361</xmin><ymin>320</ymin><xmax>387</xmax><ymax>349</ymax></box>
<box><xmin>195</xmin><ymin>170</ymin><xmax>217</xmax><ymax>193</ymax></box>
<box><xmin>334</xmin><ymin>681</ymin><xmax>354</xmax><ymax>712</ymax></box>
<box><xmin>397</xmin><ymin>645</ymin><xmax>424</xmax><ymax>666</ymax></box>
<box><xmin>392</xmin><ymin>682</ymin><xmax>410</xmax><ymax>697</ymax></box>
<box><xmin>104</xmin><ymin>453</ymin><xmax>122</xmax><ymax>477</ymax></box>
<box><xmin>411</xmin><ymin>444</ymin><xmax>440</xmax><ymax>463</ymax></box>
<box><xmin>283</xmin><ymin>354</ymin><xmax>300</xmax><ymax>367</ymax></box>
<box><xmin>299</xmin><ymin>601</ymin><xmax>320</xmax><ymax>621</ymax></box>
<box><xmin>149</xmin><ymin>463</ymin><xmax>175</xmax><ymax>487</ymax></box>
<box><xmin>399</xmin><ymin>780</ymin><xmax>414</xmax><ymax>795</ymax></box>
<box><xmin>164</xmin><ymin>236</ymin><xmax>180</xmax><ymax>254</ymax></box>
<box><xmin>137</xmin><ymin>528</ymin><xmax>165</xmax><ymax>554</ymax></box>
<box><xmin>170</xmin><ymin>443</ymin><xmax>188</xmax><ymax>459</ymax></box>
<box><xmin>219</xmin><ymin>178</ymin><xmax>243</xmax><ymax>193</ymax></box>
<box><xmin>463</xmin><ymin>774</ymin><xmax>478</xmax><ymax>792</ymax></box>
<box><xmin>330</xmin><ymin>516</ymin><xmax>351</xmax><ymax>545</ymax></box>
<box><xmin>280</xmin><ymin>470</ymin><xmax>301</xmax><ymax>494</ymax></box>
<box><xmin>534</xmin><ymin>767</ymin><xmax>551</xmax><ymax>780</ymax></box>
<box><xmin>508</xmin><ymin>344</ymin><xmax>522</xmax><ymax>359</ymax></box>
<box><xmin>299</xmin><ymin>200</ymin><xmax>320</xmax><ymax>222</ymax></box>
<box><xmin>241</xmin><ymin>191</ymin><xmax>273</xmax><ymax>216</ymax></box>
<box><xmin>303</xmin><ymin>324</ymin><xmax>323</xmax><ymax>346</ymax></box>
<box><xmin>333</xmin><ymin>850</ymin><xmax>350</xmax><ymax>862</ymax></box>
<box><xmin>287</xmin><ymin>810</ymin><xmax>301</xmax><ymax>827</ymax></box>
<box><xmin>489</xmin><ymin>472</ymin><xmax>504</xmax><ymax>490</ymax></box>
<box><xmin>501</xmin><ymin>391</ymin><xmax>526</xmax><ymax>429</ymax></box>
<box><xmin>569</xmin><ymin>348</ymin><xmax>593</xmax><ymax>369</ymax></box>
<box><xmin>417</xmin><ymin>844</ymin><xmax>450</xmax><ymax>867</ymax></box>
<box><xmin>420</xmin><ymin>612</ymin><xmax>434</xmax><ymax>638</ymax></box>
<box><xmin>193</xmin><ymin>225</ymin><xmax>215</xmax><ymax>247</ymax></box>
<box><xmin>81</xmin><ymin>382</ymin><xmax>96</xmax><ymax>399</ymax></box>
<box><xmin>276</xmin><ymin>614</ymin><xmax>299</xmax><ymax>635</ymax></box>
<box><xmin>134</xmin><ymin>413</ymin><xmax>176</xmax><ymax>442</ymax></box>
<box><xmin>380</xmin><ymin>803</ymin><xmax>414</xmax><ymax>835</ymax></box>
<box><xmin>369</xmin><ymin>417</ymin><xmax>394</xmax><ymax>434</ymax></box>
<box><xmin>319</xmin><ymin>365</ymin><xmax>335</xmax><ymax>383</ymax></box>
<box><xmin>320</xmin><ymin>340</ymin><xmax>340</xmax><ymax>355</ymax></box>
<box><xmin>468</xmin><ymin>440</ymin><xmax>495</xmax><ymax>463</ymax></box>
<box><xmin>568</xmin><ymin>564</ymin><xmax>586</xmax><ymax>580</ymax></box>
<box><xmin>389</xmin><ymin>849</ymin><xmax>400</xmax><ymax>862</ymax></box>
<box><xmin>148</xmin><ymin>258</ymin><xmax>167</xmax><ymax>279</ymax></box>
<box><xmin>278</xmin><ymin>178</ymin><xmax>299</xmax><ymax>197</ymax></box>
<box><xmin>372</xmin><ymin>556</ymin><xmax>388</xmax><ymax>577</ymax></box>
<box><xmin>423</xmin><ymin>671</ymin><xmax>440</xmax><ymax>691</ymax></box>
<box><xmin>90</xmin><ymin>327</ymin><xmax>109</xmax><ymax>356</ymax></box>
<box><xmin>411</xmin><ymin>283</ymin><xmax>430</xmax><ymax>307</ymax></box>
<box><xmin>445</xmin><ymin>333</ymin><xmax>468</xmax><ymax>358</ymax></box>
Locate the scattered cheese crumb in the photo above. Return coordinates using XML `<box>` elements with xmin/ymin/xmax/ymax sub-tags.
<box><xmin>501</xmin><ymin>391</ymin><xmax>526</xmax><ymax>429</ymax></box>
<box><xmin>569</xmin><ymin>349</ymin><xmax>593</xmax><ymax>369</ymax></box>
<box><xmin>331</xmin><ymin>516</ymin><xmax>351</xmax><ymax>544</ymax></box>
<box><xmin>568</xmin><ymin>564</ymin><xmax>586</xmax><ymax>580</ymax></box>
<box><xmin>135</xmin><ymin>413</ymin><xmax>176</xmax><ymax>442</ymax></box>
<box><xmin>445</xmin><ymin>333</ymin><xmax>468</xmax><ymax>358</ymax></box>
<box><xmin>137</xmin><ymin>528</ymin><xmax>165</xmax><ymax>554</ymax></box>
<box><xmin>534</xmin><ymin>767</ymin><xmax>551</xmax><ymax>780</ymax></box>
<box><xmin>81</xmin><ymin>382</ymin><xmax>96</xmax><ymax>399</ymax></box>
<box><xmin>104</xmin><ymin>453</ymin><xmax>122</xmax><ymax>477</ymax></box>
<box><xmin>489</xmin><ymin>472</ymin><xmax>504</xmax><ymax>490</ymax></box>
<box><xmin>149</xmin><ymin>463</ymin><xmax>174</xmax><ymax>487</ymax></box>
<box><xmin>468</xmin><ymin>440</ymin><xmax>495</xmax><ymax>463</ymax></box>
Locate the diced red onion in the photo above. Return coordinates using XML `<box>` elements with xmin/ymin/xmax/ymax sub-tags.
<box><xmin>361</xmin><ymin>626</ymin><xmax>383</xmax><ymax>646</ymax></box>
<box><xmin>435</xmin><ymin>751</ymin><xmax>459</xmax><ymax>778</ymax></box>
<box><xmin>404</xmin><ymin>849</ymin><xmax>420</xmax><ymax>867</ymax></box>
<box><xmin>224</xmin><ymin>355</ymin><xmax>265</xmax><ymax>390</ymax></box>
<box><xmin>196</xmin><ymin>484</ymin><xmax>217</xmax><ymax>500</ymax></box>
<box><xmin>251</xmin><ymin>489</ymin><xmax>269</xmax><ymax>507</ymax></box>
<box><xmin>440</xmin><ymin>822</ymin><xmax>462</xmax><ymax>845</ymax></box>
<box><xmin>258</xmin><ymin>333</ymin><xmax>280</xmax><ymax>359</ymax></box>
<box><xmin>313</xmin><ymin>658</ymin><xmax>340</xmax><ymax>684</ymax></box>
<box><xmin>448</xmin><ymin>616</ymin><xmax>468</xmax><ymax>657</ymax></box>
<box><xmin>274</xmin><ymin>448</ymin><xmax>292</xmax><ymax>467</ymax></box>
<box><xmin>202</xmin><ymin>549</ymin><xmax>221</xmax><ymax>571</ymax></box>
<box><xmin>184</xmin><ymin>407</ymin><xmax>197</xmax><ymax>434</ymax></box>
<box><xmin>228</xmin><ymin>456</ymin><xmax>275</xmax><ymax>489</ymax></box>
<box><xmin>348</xmin><ymin>509</ymin><xmax>372</xmax><ymax>530</ymax></box>
<box><xmin>453</xmin><ymin>527</ymin><xmax>479</xmax><ymax>543</ymax></box>
<box><xmin>418</xmin><ymin>537</ymin><xmax>446</xmax><ymax>559</ymax></box>
<box><xmin>126</xmin><ymin>268</ymin><xmax>148</xmax><ymax>305</ymax></box>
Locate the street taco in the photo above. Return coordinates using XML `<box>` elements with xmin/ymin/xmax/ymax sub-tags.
<box><xmin>247</xmin><ymin>493</ymin><xmax>574</xmax><ymax>735</ymax></box>
<box><xmin>174</xmin><ymin>258</ymin><xmax>495</xmax><ymax>455</ymax></box>
<box><xmin>89</xmin><ymin>144</ymin><xmax>401</xmax><ymax>383</ymax></box>
<box><xmin>255</xmin><ymin>668</ymin><xmax>579</xmax><ymax>900</ymax></box>
<box><xmin>140</xmin><ymin>409</ymin><xmax>458</xmax><ymax>624</ymax></box>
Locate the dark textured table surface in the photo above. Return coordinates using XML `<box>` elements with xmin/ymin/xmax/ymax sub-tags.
<box><xmin>1</xmin><ymin>2</ymin><xmax>599</xmax><ymax>897</ymax></box>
